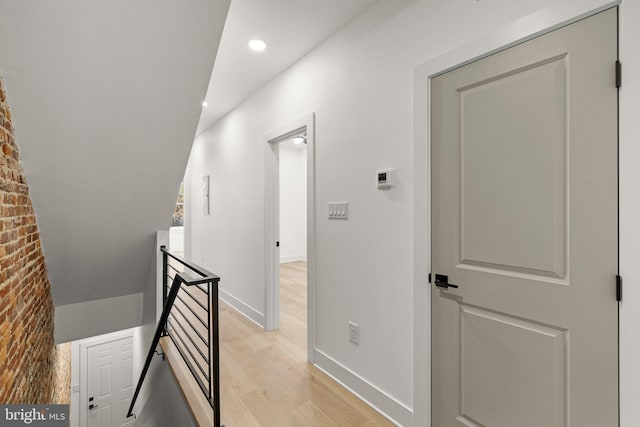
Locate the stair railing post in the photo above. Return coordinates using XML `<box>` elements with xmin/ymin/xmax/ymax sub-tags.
<box><xmin>161</xmin><ymin>245</ymin><xmax>168</xmax><ymax>336</ymax></box>
<box><xmin>212</xmin><ymin>280</ymin><xmax>221</xmax><ymax>427</ymax></box>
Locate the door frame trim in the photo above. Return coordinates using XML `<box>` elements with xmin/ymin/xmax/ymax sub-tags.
<box><xmin>78</xmin><ymin>329</ymin><xmax>135</xmax><ymax>426</ymax></box>
<box><xmin>412</xmin><ymin>1</ymin><xmax>619</xmax><ymax>425</ymax></box>
<box><xmin>264</xmin><ymin>112</ymin><xmax>316</xmax><ymax>362</ymax></box>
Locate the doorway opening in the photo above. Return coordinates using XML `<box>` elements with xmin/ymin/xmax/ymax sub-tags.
<box><xmin>169</xmin><ymin>182</ymin><xmax>185</xmax><ymax>257</ymax></box>
<box><xmin>278</xmin><ymin>135</ymin><xmax>308</xmax><ymax>356</ymax></box>
<box><xmin>264</xmin><ymin>113</ymin><xmax>316</xmax><ymax>362</ymax></box>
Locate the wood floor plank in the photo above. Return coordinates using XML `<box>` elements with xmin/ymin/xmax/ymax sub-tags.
<box><xmin>219</xmin><ymin>381</ymin><xmax>262</xmax><ymax>427</ymax></box>
<box><xmin>219</xmin><ymin>261</ymin><xmax>393</xmax><ymax>426</ymax></box>
<box><xmin>290</xmin><ymin>401</ymin><xmax>340</xmax><ymax>427</ymax></box>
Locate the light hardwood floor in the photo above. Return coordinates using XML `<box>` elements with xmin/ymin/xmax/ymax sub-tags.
<box><xmin>219</xmin><ymin>261</ymin><xmax>393</xmax><ymax>426</ymax></box>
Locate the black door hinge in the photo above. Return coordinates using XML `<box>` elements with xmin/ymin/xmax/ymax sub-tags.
<box><xmin>616</xmin><ymin>60</ymin><xmax>622</xmax><ymax>88</ymax></box>
<box><xmin>428</xmin><ymin>273</ymin><xmax>432</xmax><ymax>283</ymax></box>
<box><xmin>276</xmin><ymin>241</ymin><xmax>280</xmax><ymax>247</ymax></box>
<box><xmin>616</xmin><ymin>274</ymin><xmax>623</xmax><ymax>302</ymax></box>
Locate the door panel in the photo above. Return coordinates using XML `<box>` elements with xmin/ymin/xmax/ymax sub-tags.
<box><xmin>460</xmin><ymin>55</ymin><xmax>567</xmax><ymax>278</ymax></box>
<box><xmin>432</xmin><ymin>8</ymin><xmax>617</xmax><ymax>427</ymax></box>
<box><xmin>460</xmin><ymin>305</ymin><xmax>566</xmax><ymax>427</ymax></box>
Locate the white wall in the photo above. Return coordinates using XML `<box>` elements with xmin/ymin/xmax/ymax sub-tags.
<box><xmin>184</xmin><ymin>1</ymin><xmax>636</xmax><ymax>425</ymax></box>
<box><xmin>131</xmin><ymin>356</ymin><xmax>197</xmax><ymax>427</ymax></box>
<box><xmin>55</xmin><ymin>293</ymin><xmax>143</xmax><ymax>343</ymax></box>
<box><xmin>279</xmin><ymin>142</ymin><xmax>307</xmax><ymax>263</ymax></box>
<box><xmin>169</xmin><ymin>226</ymin><xmax>185</xmax><ymax>254</ymax></box>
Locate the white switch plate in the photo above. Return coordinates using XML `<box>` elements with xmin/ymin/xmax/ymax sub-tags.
<box><xmin>328</xmin><ymin>202</ymin><xmax>349</xmax><ymax>219</ymax></box>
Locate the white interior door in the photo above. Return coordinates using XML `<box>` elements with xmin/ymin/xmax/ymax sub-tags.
<box><xmin>431</xmin><ymin>8</ymin><xmax>618</xmax><ymax>427</ymax></box>
<box><xmin>86</xmin><ymin>336</ymin><xmax>134</xmax><ymax>427</ymax></box>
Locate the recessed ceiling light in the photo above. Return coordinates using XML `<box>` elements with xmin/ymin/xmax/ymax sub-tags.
<box><xmin>202</xmin><ymin>101</ymin><xmax>208</xmax><ymax>107</ymax></box>
<box><xmin>248</xmin><ymin>39</ymin><xmax>267</xmax><ymax>52</ymax></box>
<box><xmin>292</xmin><ymin>136</ymin><xmax>305</xmax><ymax>145</ymax></box>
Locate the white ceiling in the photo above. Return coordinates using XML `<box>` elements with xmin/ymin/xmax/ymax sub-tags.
<box><xmin>197</xmin><ymin>0</ymin><xmax>378</xmax><ymax>134</ymax></box>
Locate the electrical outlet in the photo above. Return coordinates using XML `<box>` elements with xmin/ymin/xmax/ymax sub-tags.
<box><xmin>348</xmin><ymin>321</ymin><xmax>359</xmax><ymax>345</ymax></box>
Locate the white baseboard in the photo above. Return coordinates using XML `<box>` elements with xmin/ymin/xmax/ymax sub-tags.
<box><xmin>279</xmin><ymin>254</ymin><xmax>307</xmax><ymax>264</ymax></box>
<box><xmin>313</xmin><ymin>349</ymin><xmax>413</xmax><ymax>427</ymax></box>
<box><xmin>219</xmin><ymin>288</ymin><xmax>265</xmax><ymax>328</ymax></box>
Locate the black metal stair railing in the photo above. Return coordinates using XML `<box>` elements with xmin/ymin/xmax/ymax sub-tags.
<box><xmin>127</xmin><ymin>246</ymin><xmax>221</xmax><ymax>427</ymax></box>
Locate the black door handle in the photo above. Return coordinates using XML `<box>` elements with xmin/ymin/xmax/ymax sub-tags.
<box><xmin>432</xmin><ymin>274</ymin><xmax>459</xmax><ymax>289</ymax></box>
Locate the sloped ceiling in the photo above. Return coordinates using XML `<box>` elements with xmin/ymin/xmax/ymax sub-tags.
<box><xmin>0</xmin><ymin>0</ymin><xmax>230</xmax><ymax>305</ymax></box>
<box><xmin>197</xmin><ymin>0</ymin><xmax>378</xmax><ymax>134</ymax></box>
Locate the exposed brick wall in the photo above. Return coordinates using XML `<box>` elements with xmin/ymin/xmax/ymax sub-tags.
<box><xmin>0</xmin><ymin>78</ymin><xmax>69</xmax><ymax>404</ymax></box>
<box><xmin>50</xmin><ymin>343</ymin><xmax>71</xmax><ymax>404</ymax></box>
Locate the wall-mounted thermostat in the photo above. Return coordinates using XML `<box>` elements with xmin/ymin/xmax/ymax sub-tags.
<box><xmin>376</xmin><ymin>168</ymin><xmax>396</xmax><ymax>189</ymax></box>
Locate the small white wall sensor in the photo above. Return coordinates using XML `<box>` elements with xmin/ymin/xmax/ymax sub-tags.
<box><xmin>376</xmin><ymin>168</ymin><xmax>396</xmax><ymax>189</ymax></box>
